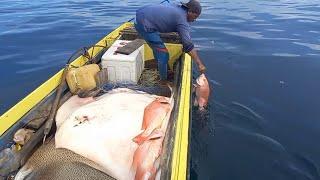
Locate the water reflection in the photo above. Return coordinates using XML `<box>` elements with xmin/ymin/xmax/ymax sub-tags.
<box><xmin>191</xmin><ymin>98</ymin><xmax>320</xmax><ymax>180</ymax></box>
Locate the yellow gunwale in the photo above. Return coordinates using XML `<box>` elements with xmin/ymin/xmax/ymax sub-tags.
<box><xmin>171</xmin><ymin>54</ymin><xmax>191</xmax><ymax>180</ymax></box>
<box><xmin>0</xmin><ymin>22</ymin><xmax>132</xmax><ymax>136</ymax></box>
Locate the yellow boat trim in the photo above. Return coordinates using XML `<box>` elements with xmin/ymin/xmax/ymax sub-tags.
<box><xmin>0</xmin><ymin>22</ymin><xmax>132</xmax><ymax>136</ymax></box>
<box><xmin>144</xmin><ymin>43</ymin><xmax>182</xmax><ymax>70</ymax></box>
<box><xmin>171</xmin><ymin>54</ymin><xmax>191</xmax><ymax>180</ymax></box>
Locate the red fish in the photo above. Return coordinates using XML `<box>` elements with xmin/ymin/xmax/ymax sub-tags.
<box><xmin>141</xmin><ymin>97</ymin><xmax>169</xmax><ymax>129</ymax></box>
<box><xmin>132</xmin><ymin>129</ymin><xmax>164</xmax><ymax>180</ymax></box>
<box><xmin>133</xmin><ymin>97</ymin><xmax>170</xmax><ymax>145</ymax></box>
<box><xmin>132</xmin><ymin>90</ymin><xmax>174</xmax><ymax>180</ymax></box>
<box><xmin>194</xmin><ymin>74</ymin><xmax>210</xmax><ymax>111</ymax></box>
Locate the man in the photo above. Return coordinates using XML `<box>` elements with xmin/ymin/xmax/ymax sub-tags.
<box><xmin>134</xmin><ymin>0</ymin><xmax>206</xmax><ymax>81</ymax></box>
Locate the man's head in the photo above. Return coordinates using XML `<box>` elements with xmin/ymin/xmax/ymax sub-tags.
<box><xmin>181</xmin><ymin>0</ymin><xmax>202</xmax><ymax>22</ymax></box>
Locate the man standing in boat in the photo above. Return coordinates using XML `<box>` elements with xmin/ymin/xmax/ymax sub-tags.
<box><xmin>135</xmin><ymin>0</ymin><xmax>206</xmax><ymax>81</ymax></box>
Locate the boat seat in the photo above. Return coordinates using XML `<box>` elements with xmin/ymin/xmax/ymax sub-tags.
<box><xmin>119</xmin><ymin>26</ymin><xmax>181</xmax><ymax>43</ymax></box>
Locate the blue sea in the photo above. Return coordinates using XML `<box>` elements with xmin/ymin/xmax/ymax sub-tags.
<box><xmin>1</xmin><ymin>0</ymin><xmax>320</xmax><ymax>179</ymax></box>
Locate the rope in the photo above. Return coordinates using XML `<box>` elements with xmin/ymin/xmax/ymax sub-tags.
<box><xmin>65</xmin><ymin>44</ymin><xmax>107</xmax><ymax>67</ymax></box>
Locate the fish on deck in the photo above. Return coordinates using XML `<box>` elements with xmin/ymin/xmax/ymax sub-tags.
<box><xmin>132</xmin><ymin>91</ymin><xmax>174</xmax><ymax>180</ymax></box>
<box><xmin>133</xmin><ymin>97</ymin><xmax>171</xmax><ymax>145</ymax></box>
<box><xmin>55</xmin><ymin>95</ymin><xmax>95</xmax><ymax>129</ymax></box>
<box><xmin>54</xmin><ymin>87</ymin><xmax>174</xmax><ymax>180</ymax></box>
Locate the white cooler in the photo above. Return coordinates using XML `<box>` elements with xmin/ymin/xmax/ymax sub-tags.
<box><xmin>101</xmin><ymin>40</ymin><xmax>144</xmax><ymax>84</ymax></box>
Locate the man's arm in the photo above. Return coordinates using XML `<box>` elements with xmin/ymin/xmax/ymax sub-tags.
<box><xmin>177</xmin><ymin>22</ymin><xmax>206</xmax><ymax>74</ymax></box>
<box><xmin>188</xmin><ymin>48</ymin><xmax>206</xmax><ymax>73</ymax></box>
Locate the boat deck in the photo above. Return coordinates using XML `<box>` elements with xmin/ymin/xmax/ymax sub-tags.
<box><xmin>17</xmin><ymin>61</ymin><xmax>173</xmax><ymax>180</ymax></box>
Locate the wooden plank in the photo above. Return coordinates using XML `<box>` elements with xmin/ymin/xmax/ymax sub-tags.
<box><xmin>120</xmin><ymin>27</ymin><xmax>181</xmax><ymax>43</ymax></box>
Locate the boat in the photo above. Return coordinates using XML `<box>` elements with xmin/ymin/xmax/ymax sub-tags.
<box><xmin>0</xmin><ymin>22</ymin><xmax>193</xmax><ymax>180</ymax></box>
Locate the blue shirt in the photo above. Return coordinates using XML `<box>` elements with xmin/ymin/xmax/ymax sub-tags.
<box><xmin>136</xmin><ymin>4</ymin><xmax>194</xmax><ymax>52</ymax></box>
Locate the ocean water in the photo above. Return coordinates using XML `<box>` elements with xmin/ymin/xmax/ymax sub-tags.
<box><xmin>1</xmin><ymin>0</ymin><xmax>320</xmax><ymax>179</ymax></box>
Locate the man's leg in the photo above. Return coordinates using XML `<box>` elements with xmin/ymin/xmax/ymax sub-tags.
<box><xmin>134</xmin><ymin>23</ymin><xmax>169</xmax><ymax>80</ymax></box>
<box><xmin>152</xmin><ymin>45</ymin><xmax>169</xmax><ymax>81</ymax></box>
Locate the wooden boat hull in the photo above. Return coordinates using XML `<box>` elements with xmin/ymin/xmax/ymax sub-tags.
<box><xmin>0</xmin><ymin>22</ymin><xmax>192</xmax><ymax>180</ymax></box>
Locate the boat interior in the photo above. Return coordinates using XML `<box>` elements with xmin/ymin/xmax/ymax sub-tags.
<box><xmin>0</xmin><ymin>22</ymin><xmax>192</xmax><ymax>180</ymax></box>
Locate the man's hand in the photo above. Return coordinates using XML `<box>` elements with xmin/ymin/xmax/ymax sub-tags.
<box><xmin>198</xmin><ymin>63</ymin><xmax>206</xmax><ymax>74</ymax></box>
<box><xmin>188</xmin><ymin>48</ymin><xmax>207</xmax><ymax>74</ymax></box>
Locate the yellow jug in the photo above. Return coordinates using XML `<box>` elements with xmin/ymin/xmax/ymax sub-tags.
<box><xmin>66</xmin><ymin>64</ymin><xmax>100</xmax><ymax>94</ymax></box>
